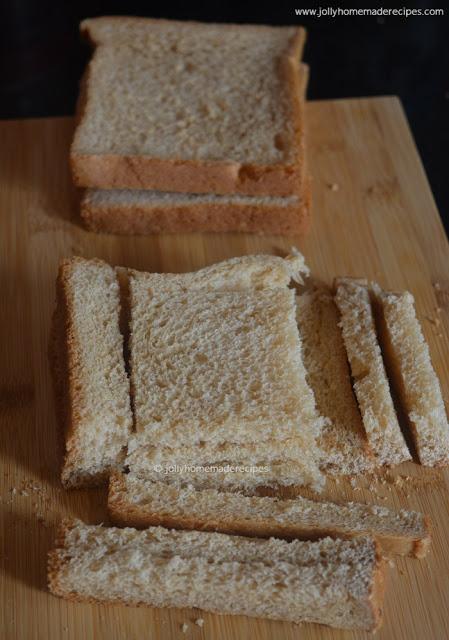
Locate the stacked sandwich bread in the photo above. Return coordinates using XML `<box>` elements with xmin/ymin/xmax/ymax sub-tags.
<box><xmin>71</xmin><ymin>17</ymin><xmax>312</xmax><ymax>236</ymax></box>
<box><xmin>49</xmin><ymin>252</ymin><xmax>449</xmax><ymax>630</ymax></box>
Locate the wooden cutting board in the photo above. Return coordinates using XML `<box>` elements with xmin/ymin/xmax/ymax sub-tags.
<box><xmin>1</xmin><ymin>97</ymin><xmax>448</xmax><ymax>640</ymax></box>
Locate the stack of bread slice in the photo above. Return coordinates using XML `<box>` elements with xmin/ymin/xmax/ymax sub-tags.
<box><xmin>49</xmin><ymin>252</ymin><xmax>449</xmax><ymax>630</ymax></box>
<box><xmin>71</xmin><ymin>17</ymin><xmax>312</xmax><ymax>236</ymax></box>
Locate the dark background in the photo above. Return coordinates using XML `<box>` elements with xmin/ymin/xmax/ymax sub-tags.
<box><xmin>1</xmin><ymin>1</ymin><xmax>448</xmax><ymax>230</ymax></box>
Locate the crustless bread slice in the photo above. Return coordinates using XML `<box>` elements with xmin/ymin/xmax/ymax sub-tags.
<box><xmin>108</xmin><ymin>473</ymin><xmax>430</xmax><ymax>558</ymax></box>
<box><xmin>296</xmin><ymin>288</ymin><xmax>374</xmax><ymax>474</ymax></box>
<box><xmin>128</xmin><ymin>255</ymin><xmax>324</xmax><ymax>455</ymax></box>
<box><xmin>373</xmin><ymin>287</ymin><xmax>449</xmax><ymax>466</ymax></box>
<box><xmin>334</xmin><ymin>279</ymin><xmax>411</xmax><ymax>467</ymax></box>
<box><xmin>50</xmin><ymin>257</ymin><xmax>132</xmax><ymax>488</ymax></box>
<box><xmin>71</xmin><ymin>17</ymin><xmax>306</xmax><ymax>195</ymax></box>
<box><xmin>48</xmin><ymin>519</ymin><xmax>386</xmax><ymax>630</ymax></box>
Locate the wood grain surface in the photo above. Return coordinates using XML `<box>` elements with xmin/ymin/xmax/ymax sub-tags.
<box><xmin>1</xmin><ymin>97</ymin><xmax>448</xmax><ymax>640</ymax></box>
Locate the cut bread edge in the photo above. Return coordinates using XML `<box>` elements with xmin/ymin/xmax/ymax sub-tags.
<box><xmin>372</xmin><ymin>286</ymin><xmax>449</xmax><ymax>467</ymax></box>
<box><xmin>108</xmin><ymin>472</ymin><xmax>431</xmax><ymax>558</ymax></box>
<box><xmin>333</xmin><ymin>277</ymin><xmax>412</xmax><ymax>467</ymax></box>
<box><xmin>50</xmin><ymin>257</ymin><xmax>132</xmax><ymax>488</ymax></box>
<box><xmin>48</xmin><ymin>517</ymin><xmax>386</xmax><ymax>631</ymax></box>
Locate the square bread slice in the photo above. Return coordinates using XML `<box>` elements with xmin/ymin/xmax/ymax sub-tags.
<box><xmin>78</xmin><ymin>63</ymin><xmax>311</xmax><ymax>236</ymax></box>
<box><xmin>108</xmin><ymin>473</ymin><xmax>431</xmax><ymax>558</ymax></box>
<box><xmin>373</xmin><ymin>288</ymin><xmax>449</xmax><ymax>466</ymax></box>
<box><xmin>334</xmin><ymin>278</ymin><xmax>411</xmax><ymax>467</ymax></box>
<box><xmin>48</xmin><ymin>519</ymin><xmax>385</xmax><ymax>630</ymax></box>
<box><xmin>128</xmin><ymin>255</ymin><xmax>323</xmax><ymax>452</ymax></box>
<box><xmin>296</xmin><ymin>288</ymin><xmax>374</xmax><ymax>474</ymax></box>
<box><xmin>71</xmin><ymin>17</ymin><xmax>306</xmax><ymax>195</ymax></box>
<box><xmin>50</xmin><ymin>257</ymin><xmax>132</xmax><ymax>488</ymax></box>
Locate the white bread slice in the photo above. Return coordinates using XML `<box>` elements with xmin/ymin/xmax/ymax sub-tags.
<box><xmin>334</xmin><ymin>279</ymin><xmax>411</xmax><ymax>467</ymax></box>
<box><xmin>50</xmin><ymin>257</ymin><xmax>132</xmax><ymax>487</ymax></box>
<box><xmin>48</xmin><ymin>519</ymin><xmax>385</xmax><ymax>630</ymax></box>
<box><xmin>128</xmin><ymin>255</ymin><xmax>324</xmax><ymax>459</ymax></box>
<box><xmin>71</xmin><ymin>17</ymin><xmax>306</xmax><ymax>195</ymax></box>
<box><xmin>108</xmin><ymin>473</ymin><xmax>430</xmax><ymax>558</ymax></box>
<box><xmin>80</xmin><ymin>183</ymin><xmax>311</xmax><ymax>236</ymax></box>
<box><xmin>296</xmin><ymin>289</ymin><xmax>374</xmax><ymax>474</ymax></box>
<box><xmin>373</xmin><ymin>288</ymin><xmax>449</xmax><ymax>466</ymax></box>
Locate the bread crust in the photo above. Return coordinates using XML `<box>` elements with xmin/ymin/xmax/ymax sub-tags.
<box><xmin>80</xmin><ymin>181</ymin><xmax>312</xmax><ymax>235</ymax></box>
<box><xmin>48</xmin><ymin>518</ymin><xmax>385</xmax><ymax>630</ymax></box>
<box><xmin>107</xmin><ymin>473</ymin><xmax>430</xmax><ymax>558</ymax></box>
<box><xmin>51</xmin><ymin>258</ymin><xmax>127</xmax><ymax>488</ymax></box>
<box><xmin>71</xmin><ymin>19</ymin><xmax>307</xmax><ymax>195</ymax></box>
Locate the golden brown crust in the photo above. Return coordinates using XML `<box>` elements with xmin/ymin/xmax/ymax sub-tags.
<box><xmin>107</xmin><ymin>473</ymin><xmax>431</xmax><ymax>558</ymax></box>
<box><xmin>80</xmin><ymin>186</ymin><xmax>312</xmax><ymax>236</ymax></box>
<box><xmin>71</xmin><ymin>153</ymin><xmax>304</xmax><ymax>196</ymax></box>
<box><xmin>71</xmin><ymin>20</ymin><xmax>307</xmax><ymax>195</ymax></box>
<box><xmin>51</xmin><ymin>258</ymin><xmax>125</xmax><ymax>489</ymax></box>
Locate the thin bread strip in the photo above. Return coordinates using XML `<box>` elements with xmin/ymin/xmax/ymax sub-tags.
<box><xmin>51</xmin><ymin>257</ymin><xmax>132</xmax><ymax>487</ymax></box>
<box><xmin>125</xmin><ymin>446</ymin><xmax>325</xmax><ymax>493</ymax></box>
<box><xmin>373</xmin><ymin>287</ymin><xmax>449</xmax><ymax>466</ymax></box>
<box><xmin>125</xmin><ymin>436</ymin><xmax>325</xmax><ymax>492</ymax></box>
<box><xmin>80</xmin><ymin>181</ymin><xmax>311</xmax><ymax>236</ymax></box>
<box><xmin>108</xmin><ymin>473</ymin><xmax>430</xmax><ymax>558</ymax></box>
<box><xmin>334</xmin><ymin>278</ymin><xmax>411</xmax><ymax>466</ymax></box>
<box><xmin>71</xmin><ymin>18</ymin><xmax>306</xmax><ymax>196</ymax></box>
<box><xmin>48</xmin><ymin>519</ymin><xmax>385</xmax><ymax>630</ymax></box>
<box><xmin>296</xmin><ymin>288</ymin><xmax>374</xmax><ymax>474</ymax></box>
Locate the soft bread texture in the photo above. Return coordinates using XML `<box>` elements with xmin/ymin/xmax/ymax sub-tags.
<box><xmin>80</xmin><ymin>182</ymin><xmax>311</xmax><ymax>236</ymax></box>
<box><xmin>128</xmin><ymin>252</ymin><xmax>309</xmax><ymax>291</ymax></box>
<box><xmin>334</xmin><ymin>279</ymin><xmax>411</xmax><ymax>467</ymax></box>
<box><xmin>296</xmin><ymin>289</ymin><xmax>374</xmax><ymax>474</ymax></box>
<box><xmin>71</xmin><ymin>17</ymin><xmax>306</xmax><ymax>195</ymax></box>
<box><xmin>48</xmin><ymin>519</ymin><xmax>385</xmax><ymax>630</ymax></box>
<box><xmin>78</xmin><ymin>62</ymin><xmax>311</xmax><ymax>236</ymax></box>
<box><xmin>125</xmin><ymin>437</ymin><xmax>325</xmax><ymax>492</ymax></box>
<box><xmin>373</xmin><ymin>288</ymin><xmax>449</xmax><ymax>466</ymax></box>
<box><xmin>50</xmin><ymin>258</ymin><xmax>132</xmax><ymax>488</ymax></box>
<box><xmin>108</xmin><ymin>473</ymin><xmax>430</xmax><ymax>558</ymax></box>
<box><xmin>128</xmin><ymin>256</ymin><xmax>324</xmax><ymax>460</ymax></box>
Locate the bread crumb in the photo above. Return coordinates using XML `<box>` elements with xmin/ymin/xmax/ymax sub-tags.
<box><xmin>195</xmin><ymin>618</ymin><xmax>204</xmax><ymax>627</ymax></box>
<box><xmin>181</xmin><ymin>623</ymin><xmax>189</xmax><ymax>633</ymax></box>
<box><xmin>328</xmin><ymin>182</ymin><xmax>340</xmax><ymax>192</ymax></box>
